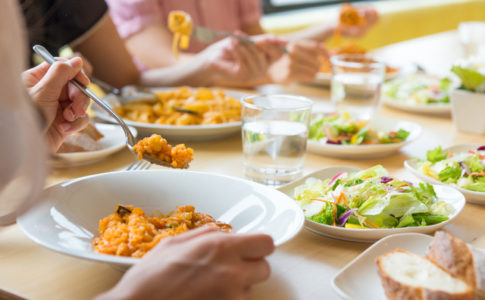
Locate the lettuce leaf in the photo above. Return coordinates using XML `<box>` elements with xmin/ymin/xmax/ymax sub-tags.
<box><xmin>438</xmin><ymin>165</ymin><xmax>462</xmax><ymax>183</ymax></box>
<box><xmin>451</xmin><ymin>65</ymin><xmax>485</xmax><ymax>92</ymax></box>
<box><xmin>426</xmin><ymin>146</ymin><xmax>448</xmax><ymax>163</ymax></box>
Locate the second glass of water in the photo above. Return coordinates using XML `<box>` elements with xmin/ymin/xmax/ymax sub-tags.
<box><xmin>241</xmin><ymin>94</ymin><xmax>312</xmax><ymax>186</ymax></box>
<box><xmin>331</xmin><ymin>54</ymin><xmax>385</xmax><ymax>120</ymax></box>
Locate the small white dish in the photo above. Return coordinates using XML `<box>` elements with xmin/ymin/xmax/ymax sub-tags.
<box><xmin>17</xmin><ymin>170</ymin><xmax>304</xmax><ymax>268</ymax></box>
<box><xmin>50</xmin><ymin>123</ymin><xmax>137</xmax><ymax>168</ymax></box>
<box><xmin>451</xmin><ymin>89</ymin><xmax>485</xmax><ymax>134</ymax></box>
<box><xmin>307</xmin><ymin>117</ymin><xmax>421</xmax><ymax>159</ymax></box>
<box><xmin>94</xmin><ymin>88</ymin><xmax>249</xmax><ymax>141</ymax></box>
<box><xmin>332</xmin><ymin>233</ymin><xmax>433</xmax><ymax>300</ymax></box>
<box><xmin>278</xmin><ymin>166</ymin><xmax>465</xmax><ymax>243</ymax></box>
<box><xmin>404</xmin><ymin>144</ymin><xmax>485</xmax><ymax>204</ymax></box>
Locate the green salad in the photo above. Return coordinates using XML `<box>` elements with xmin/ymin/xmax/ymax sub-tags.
<box><xmin>383</xmin><ymin>74</ymin><xmax>454</xmax><ymax>104</ymax></box>
<box><xmin>417</xmin><ymin>146</ymin><xmax>485</xmax><ymax>193</ymax></box>
<box><xmin>309</xmin><ymin>113</ymin><xmax>410</xmax><ymax>145</ymax></box>
<box><xmin>293</xmin><ymin>165</ymin><xmax>453</xmax><ymax>229</ymax></box>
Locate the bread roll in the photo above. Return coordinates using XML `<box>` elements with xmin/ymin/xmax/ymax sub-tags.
<box><xmin>377</xmin><ymin>249</ymin><xmax>474</xmax><ymax>300</ymax></box>
<box><xmin>427</xmin><ymin>231</ymin><xmax>485</xmax><ymax>299</ymax></box>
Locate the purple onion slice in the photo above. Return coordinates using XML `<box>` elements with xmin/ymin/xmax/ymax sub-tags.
<box><xmin>338</xmin><ymin>208</ymin><xmax>357</xmax><ymax>226</ymax></box>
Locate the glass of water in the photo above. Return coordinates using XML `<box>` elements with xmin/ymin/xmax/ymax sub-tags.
<box><xmin>241</xmin><ymin>94</ymin><xmax>312</xmax><ymax>186</ymax></box>
<box><xmin>331</xmin><ymin>54</ymin><xmax>385</xmax><ymax>120</ymax></box>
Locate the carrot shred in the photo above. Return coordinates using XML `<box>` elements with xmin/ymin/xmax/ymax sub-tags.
<box><xmin>470</xmin><ymin>172</ymin><xmax>485</xmax><ymax>177</ymax></box>
<box><xmin>362</xmin><ymin>175</ymin><xmax>372</xmax><ymax>180</ymax></box>
<box><xmin>469</xmin><ymin>150</ymin><xmax>476</xmax><ymax>155</ymax></box>
<box><xmin>341</xmin><ymin>193</ymin><xmax>349</xmax><ymax>206</ymax></box>
<box><xmin>310</xmin><ymin>198</ymin><xmax>335</xmax><ymax>204</ymax></box>
<box><xmin>364</xmin><ymin>219</ymin><xmax>380</xmax><ymax>229</ymax></box>
<box><xmin>447</xmin><ymin>153</ymin><xmax>454</xmax><ymax>158</ymax></box>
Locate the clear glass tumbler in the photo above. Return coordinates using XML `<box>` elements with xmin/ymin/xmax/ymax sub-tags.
<box><xmin>241</xmin><ymin>94</ymin><xmax>312</xmax><ymax>186</ymax></box>
<box><xmin>331</xmin><ymin>54</ymin><xmax>385</xmax><ymax>120</ymax></box>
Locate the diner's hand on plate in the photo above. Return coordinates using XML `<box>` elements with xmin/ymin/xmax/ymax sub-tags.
<box><xmin>269</xmin><ymin>39</ymin><xmax>328</xmax><ymax>84</ymax></box>
<box><xmin>96</xmin><ymin>225</ymin><xmax>274</xmax><ymax>300</ymax></box>
<box><xmin>22</xmin><ymin>57</ymin><xmax>91</xmax><ymax>152</ymax></box>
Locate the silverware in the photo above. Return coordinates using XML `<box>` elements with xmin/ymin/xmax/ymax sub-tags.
<box><xmin>125</xmin><ymin>159</ymin><xmax>152</xmax><ymax>171</ymax></box>
<box><xmin>90</xmin><ymin>77</ymin><xmax>158</xmax><ymax>103</ymax></box>
<box><xmin>32</xmin><ymin>45</ymin><xmax>181</xmax><ymax>169</ymax></box>
<box><xmin>192</xmin><ymin>26</ymin><xmax>287</xmax><ymax>53</ymax></box>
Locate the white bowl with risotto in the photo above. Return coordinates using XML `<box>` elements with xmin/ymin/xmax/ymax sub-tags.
<box><xmin>17</xmin><ymin>170</ymin><xmax>304</xmax><ymax>267</ymax></box>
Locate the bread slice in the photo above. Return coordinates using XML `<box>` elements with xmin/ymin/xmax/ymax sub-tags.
<box><xmin>377</xmin><ymin>249</ymin><xmax>474</xmax><ymax>300</ymax></box>
<box><xmin>57</xmin><ymin>123</ymin><xmax>104</xmax><ymax>153</ymax></box>
<box><xmin>427</xmin><ymin>231</ymin><xmax>485</xmax><ymax>299</ymax></box>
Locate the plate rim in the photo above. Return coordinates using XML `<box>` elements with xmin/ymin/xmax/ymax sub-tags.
<box><xmin>17</xmin><ymin>169</ymin><xmax>305</xmax><ymax>266</ymax></box>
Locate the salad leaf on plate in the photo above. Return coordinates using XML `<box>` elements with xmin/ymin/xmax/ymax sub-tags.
<box><xmin>293</xmin><ymin>165</ymin><xmax>453</xmax><ymax>229</ymax></box>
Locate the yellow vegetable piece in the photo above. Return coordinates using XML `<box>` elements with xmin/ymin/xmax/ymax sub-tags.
<box><xmin>168</xmin><ymin>11</ymin><xmax>193</xmax><ymax>59</ymax></box>
<box><xmin>345</xmin><ymin>223</ymin><xmax>366</xmax><ymax>229</ymax></box>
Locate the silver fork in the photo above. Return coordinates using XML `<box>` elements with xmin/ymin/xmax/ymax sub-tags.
<box><xmin>192</xmin><ymin>26</ymin><xmax>287</xmax><ymax>53</ymax></box>
<box><xmin>125</xmin><ymin>160</ymin><xmax>152</xmax><ymax>171</ymax></box>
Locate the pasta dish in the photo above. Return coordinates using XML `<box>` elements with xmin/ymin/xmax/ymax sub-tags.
<box><xmin>114</xmin><ymin>87</ymin><xmax>242</xmax><ymax>125</ymax></box>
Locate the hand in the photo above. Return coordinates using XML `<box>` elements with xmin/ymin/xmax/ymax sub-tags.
<box><xmin>22</xmin><ymin>57</ymin><xmax>90</xmax><ymax>152</ymax></box>
<box><xmin>340</xmin><ymin>7</ymin><xmax>379</xmax><ymax>38</ymax></box>
<box><xmin>201</xmin><ymin>37</ymin><xmax>274</xmax><ymax>87</ymax></box>
<box><xmin>72</xmin><ymin>52</ymin><xmax>94</xmax><ymax>77</ymax></box>
<box><xmin>97</xmin><ymin>226</ymin><xmax>274</xmax><ymax>300</ymax></box>
<box><xmin>269</xmin><ymin>39</ymin><xmax>328</xmax><ymax>84</ymax></box>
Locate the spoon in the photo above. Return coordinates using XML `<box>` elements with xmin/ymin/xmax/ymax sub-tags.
<box><xmin>33</xmin><ymin>45</ymin><xmax>179</xmax><ymax>168</ymax></box>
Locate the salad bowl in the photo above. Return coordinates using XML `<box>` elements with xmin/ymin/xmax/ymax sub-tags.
<box><xmin>404</xmin><ymin>144</ymin><xmax>485</xmax><ymax>204</ymax></box>
<box><xmin>307</xmin><ymin>115</ymin><xmax>421</xmax><ymax>159</ymax></box>
<box><xmin>278</xmin><ymin>166</ymin><xmax>465</xmax><ymax>242</ymax></box>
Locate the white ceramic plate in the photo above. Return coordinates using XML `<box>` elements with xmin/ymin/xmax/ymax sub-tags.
<box><xmin>332</xmin><ymin>233</ymin><xmax>433</xmax><ymax>300</ymax></box>
<box><xmin>278</xmin><ymin>166</ymin><xmax>465</xmax><ymax>242</ymax></box>
<box><xmin>307</xmin><ymin>116</ymin><xmax>422</xmax><ymax>159</ymax></box>
<box><xmin>17</xmin><ymin>170</ymin><xmax>304</xmax><ymax>267</ymax></box>
<box><xmin>405</xmin><ymin>144</ymin><xmax>485</xmax><ymax>205</ymax></box>
<box><xmin>313</xmin><ymin>69</ymin><xmax>402</xmax><ymax>87</ymax></box>
<box><xmin>93</xmin><ymin>88</ymin><xmax>249</xmax><ymax>141</ymax></box>
<box><xmin>50</xmin><ymin>123</ymin><xmax>137</xmax><ymax>168</ymax></box>
<box><xmin>382</xmin><ymin>97</ymin><xmax>451</xmax><ymax>115</ymax></box>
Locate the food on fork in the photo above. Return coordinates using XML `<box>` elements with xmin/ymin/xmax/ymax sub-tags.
<box><xmin>133</xmin><ymin>134</ymin><xmax>193</xmax><ymax>169</ymax></box>
<box><xmin>377</xmin><ymin>249</ymin><xmax>474</xmax><ymax>300</ymax></box>
<box><xmin>334</xmin><ymin>3</ymin><xmax>366</xmax><ymax>45</ymax></box>
<box><xmin>168</xmin><ymin>11</ymin><xmax>193</xmax><ymax>59</ymax></box>
<box><xmin>113</xmin><ymin>87</ymin><xmax>242</xmax><ymax>125</ymax></box>
<box><xmin>94</xmin><ymin>205</ymin><xmax>232</xmax><ymax>258</ymax></box>
<box><xmin>57</xmin><ymin>123</ymin><xmax>104</xmax><ymax>153</ymax></box>
<box><xmin>427</xmin><ymin>231</ymin><xmax>485</xmax><ymax>298</ymax></box>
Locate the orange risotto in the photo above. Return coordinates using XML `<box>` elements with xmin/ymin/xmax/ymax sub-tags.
<box><xmin>133</xmin><ymin>134</ymin><xmax>194</xmax><ymax>168</ymax></box>
<box><xmin>93</xmin><ymin>205</ymin><xmax>232</xmax><ymax>258</ymax></box>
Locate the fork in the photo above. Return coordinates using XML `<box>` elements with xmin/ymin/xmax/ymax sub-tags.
<box><xmin>125</xmin><ymin>159</ymin><xmax>152</xmax><ymax>171</ymax></box>
<box><xmin>192</xmin><ymin>26</ymin><xmax>287</xmax><ymax>53</ymax></box>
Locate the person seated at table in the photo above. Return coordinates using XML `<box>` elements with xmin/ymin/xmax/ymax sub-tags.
<box><xmin>105</xmin><ymin>0</ymin><xmax>378</xmax><ymax>84</ymax></box>
<box><xmin>20</xmin><ymin>0</ymin><xmax>288</xmax><ymax>88</ymax></box>
<box><xmin>2</xmin><ymin>1</ymin><xmax>275</xmax><ymax>299</ymax></box>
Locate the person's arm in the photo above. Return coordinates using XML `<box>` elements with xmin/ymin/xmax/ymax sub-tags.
<box><xmin>72</xmin><ymin>15</ymin><xmax>141</xmax><ymax>88</ymax></box>
<box><xmin>124</xmin><ymin>24</ymin><xmax>193</xmax><ymax>69</ymax></box>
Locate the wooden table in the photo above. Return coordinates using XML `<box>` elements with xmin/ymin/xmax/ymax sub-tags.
<box><xmin>1</xmin><ymin>31</ymin><xmax>484</xmax><ymax>300</ymax></box>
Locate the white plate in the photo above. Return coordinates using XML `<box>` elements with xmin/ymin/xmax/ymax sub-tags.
<box><xmin>17</xmin><ymin>170</ymin><xmax>304</xmax><ymax>268</ymax></box>
<box><xmin>93</xmin><ymin>88</ymin><xmax>249</xmax><ymax>141</ymax></box>
<box><xmin>50</xmin><ymin>123</ymin><xmax>137</xmax><ymax>168</ymax></box>
<box><xmin>313</xmin><ymin>70</ymin><xmax>402</xmax><ymax>87</ymax></box>
<box><xmin>278</xmin><ymin>166</ymin><xmax>465</xmax><ymax>242</ymax></box>
<box><xmin>404</xmin><ymin>144</ymin><xmax>485</xmax><ymax>205</ymax></box>
<box><xmin>382</xmin><ymin>96</ymin><xmax>451</xmax><ymax>115</ymax></box>
<box><xmin>307</xmin><ymin>116</ymin><xmax>422</xmax><ymax>159</ymax></box>
<box><xmin>332</xmin><ymin>233</ymin><xmax>433</xmax><ymax>300</ymax></box>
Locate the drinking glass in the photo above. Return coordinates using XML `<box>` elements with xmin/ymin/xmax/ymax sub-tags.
<box><xmin>331</xmin><ymin>54</ymin><xmax>385</xmax><ymax>120</ymax></box>
<box><xmin>241</xmin><ymin>94</ymin><xmax>312</xmax><ymax>186</ymax></box>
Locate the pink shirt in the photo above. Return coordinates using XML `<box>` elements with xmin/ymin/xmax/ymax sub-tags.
<box><xmin>107</xmin><ymin>0</ymin><xmax>262</xmax><ymax>53</ymax></box>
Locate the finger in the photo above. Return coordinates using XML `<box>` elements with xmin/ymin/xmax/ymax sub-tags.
<box><xmin>231</xmin><ymin>233</ymin><xmax>274</xmax><ymax>259</ymax></box>
<box><xmin>237</xmin><ymin>43</ymin><xmax>263</xmax><ymax>76</ymax></box>
<box><xmin>167</xmin><ymin>224</ymin><xmax>220</xmax><ymax>244</ymax></box>
<box><xmin>68</xmin><ymin>57</ymin><xmax>90</xmax><ymax>86</ymax></box>
<box><xmin>67</xmin><ymin>83</ymin><xmax>90</xmax><ymax>118</ymax></box>
<box><xmin>35</xmin><ymin>58</ymin><xmax>85</xmax><ymax>97</ymax></box>
<box><xmin>290</xmin><ymin>64</ymin><xmax>320</xmax><ymax>82</ymax></box>
<box><xmin>245</xmin><ymin>43</ymin><xmax>268</xmax><ymax>74</ymax></box>
<box><xmin>62</xmin><ymin>103</ymin><xmax>78</xmax><ymax>122</ymax></box>
<box><xmin>73</xmin><ymin>52</ymin><xmax>93</xmax><ymax>77</ymax></box>
<box><xmin>243</xmin><ymin>259</ymin><xmax>271</xmax><ymax>285</ymax></box>
<box><xmin>59</xmin><ymin>115</ymin><xmax>89</xmax><ymax>134</ymax></box>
